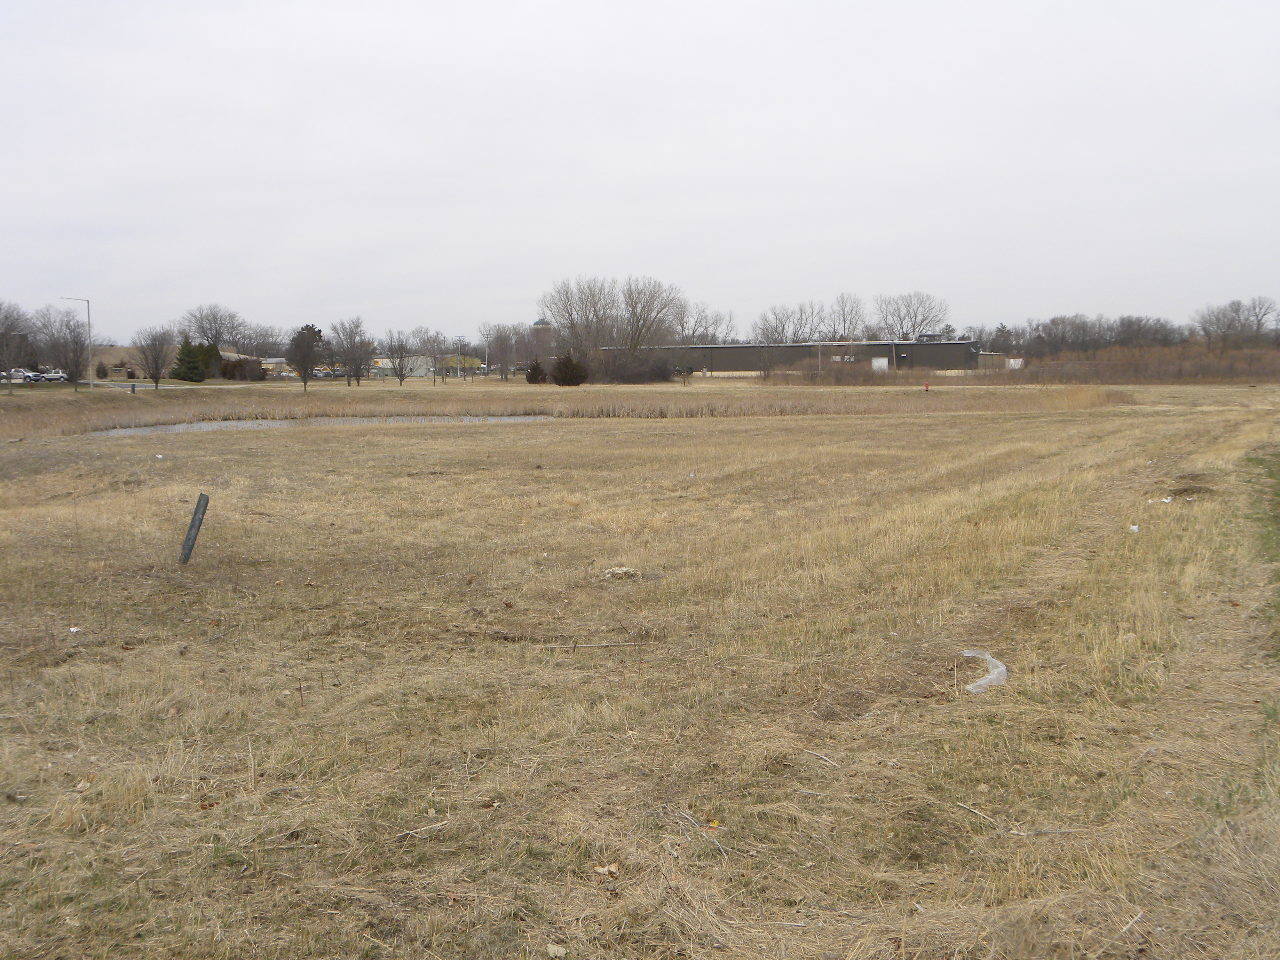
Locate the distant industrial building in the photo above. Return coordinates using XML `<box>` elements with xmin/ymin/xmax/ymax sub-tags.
<box><xmin>610</xmin><ymin>339</ymin><xmax>982</xmax><ymax>374</ymax></box>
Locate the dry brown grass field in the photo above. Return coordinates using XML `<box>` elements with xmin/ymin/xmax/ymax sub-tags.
<box><xmin>3</xmin><ymin>381</ymin><xmax>1280</xmax><ymax>959</ymax></box>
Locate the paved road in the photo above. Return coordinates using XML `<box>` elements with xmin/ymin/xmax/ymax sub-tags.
<box><xmin>88</xmin><ymin>380</ymin><xmax>258</xmax><ymax>390</ymax></box>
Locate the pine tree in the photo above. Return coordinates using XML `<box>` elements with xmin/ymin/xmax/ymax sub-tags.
<box><xmin>525</xmin><ymin>359</ymin><xmax>548</xmax><ymax>384</ymax></box>
<box><xmin>170</xmin><ymin>335</ymin><xmax>207</xmax><ymax>382</ymax></box>
<box><xmin>197</xmin><ymin>342</ymin><xmax>222</xmax><ymax>378</ymax></box>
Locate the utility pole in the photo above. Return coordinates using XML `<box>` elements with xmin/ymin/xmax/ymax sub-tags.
<box><xmin>61</xmin><ymin>297</ymin><xmax>92</xmax><ymax>389</ymax></box>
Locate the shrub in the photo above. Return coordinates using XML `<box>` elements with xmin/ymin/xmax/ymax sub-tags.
<box><xmin>550</xmin><ymin>355</ymin><xmax>589</xmax><ymax>386</ymax></box>
<box><xmin>525</xmin><ymin>359</ymin><xmax>548</xmax><ymax>384</ymax></box>
<box><xmin>220</xmin><ymin>358</ymin><xmax>266</xmax><ymax>381</ymax></box>
<box><xmin>95</xmin><ymin>361</ymin><xmax>109</xmax><ymax>379</ymax></box>
<box><xmin>597</xmin><ymin>352</ymin><xmax>674</xmax><ymax>383</ymax></box>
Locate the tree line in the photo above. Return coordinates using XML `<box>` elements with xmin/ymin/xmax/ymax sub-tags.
<box><xmin>536</xmin><ymin>278</ymin><xmax>958</xmax><ymax>380</ymax></box>
<box><xmin>963</xmin><ymin>297</ymin><xmax>1278</xmax><ymax>358</ymax></box>
<box><xmin>5</xmin><ymin>289</ymin><xmax>1278</xmax><ymax>392</ymax></box>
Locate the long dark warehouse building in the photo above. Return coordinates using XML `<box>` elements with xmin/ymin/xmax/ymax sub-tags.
<box><xmin>613</xmin><ymin>339</ymin><xmax>981</xmax><ymax>373</ymax></box>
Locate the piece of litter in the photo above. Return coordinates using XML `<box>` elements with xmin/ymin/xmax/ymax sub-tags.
<box><xmin>962</xmin><ymin>649</ymin><xmax>1008</xmax><ymax>693</ymax></box>
<box><xmin>1160</xmin><ymin>496</ymin><xmax>1173</xmax><ymax>503</ymax></box>
<box><xmin>155</xmin><ymin>454</ymin><xmax>163</xmax><ymax>459</ymax></box>
<box><xmin>68</xmin><ymin>627</ymin><xmax>81</xmax><ymax>634</ymax></box>
<box><xmin>1129</xmin><ymin>524</ymin><xmax>1140</xmax><ymax>533</ymax></box>
<box><xmin>603</xmin><ymin>566</ymin><xmax>640</xmax><ymax>580</ymax></box>
<box><xmin>1185</xmin><ymin>496</ymin><xmax>1195</xmax><ymax>502</ymax></box>
<box><xmin>547</xmin><ymin>945</ymin><xmax>567</xmax><ymax>959</ymax></box>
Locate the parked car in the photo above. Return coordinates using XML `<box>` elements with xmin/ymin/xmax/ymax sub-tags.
<box><xmin>5</xmin><ymin>369</ymin><xmax>43</xmax><ymax>382</ymax></box>
<box><xmin>42</xmin><ymin>369</ymin><xmax>69</xmax><ymax>382</ymax></box>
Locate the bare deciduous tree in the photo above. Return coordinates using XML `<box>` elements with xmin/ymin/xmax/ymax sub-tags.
<box><xmin>539</xmin><ymin>276</ymin><xmax>620</xmax><ymax>358</ymax></box>
<box><xmin>874</xmin><ymin>292</ymin><xmax>950</xmax><ymax>341</ymax></box>
<box><xmin>826</xmin><ymin>293</ymin><xmax>865</xmax><ymax>340</ymax></box>
<box><xmin>130</xmin><ymin>325</ymin><xmax>177</xmax><ymax>389</ymax></box>
<box><xmin>1243</xmin><ymin>296</ymin><xmax>1278</xmax><ymax>340</ymax></box>
<box><xmin>34</xmin><ymin>305</ymin><xmax>92</xmax><ymax>390</ymax></box>
<box><xmin>182</xmin><ymin>304</ymin><xmax>245</xmax><ymax>348</ymax></box>
<box><xmin>232</xmin><ymin>323</ymin><xmax>285</xmax><ymax>358</ymax></box>
<box><xmin>330</xmin><ymin>317</ymin><xmax>376</xmax><ymax>385</ymax></box>
<box><xmin>0</xmin><ymin>301</ymin><xmax>32</xmax><ymax>394</ymax></box>
<box><xmin>752</xmin><ymin>302</ymin><xmax>824</xmax><ymax>346</ymax></box>
<box><xmin>675</xmin><ymin>303</ymin><xmax>735</xmax><ymax>345</ymax></box>
<box><xmin>1194</xmin><ymin>302</ymin><xmax>1245</xmax><ymax>352</ymax></box>
<box><xmin>618</xmin><ymin>276</ymin><xmax>686</xmax><ymax>353</ymax></box>
<box><xmin>285</xmin><ymin>324</ymin><xmax>325</xmax><ymax>391</ymax></box>
<box><xmin>478</xmin><ymin>323</ymin><xmax>519</xmax><ymax>379</ymax></box>
<box><xmin>412</xmin><ymin>327</ymin><xmax>449</xmax><ymax>383</ymax></box>
<box><xmin>380</xmin><ymin>330</ymin><xmax>416</xmax><ymax>384</ymax></box>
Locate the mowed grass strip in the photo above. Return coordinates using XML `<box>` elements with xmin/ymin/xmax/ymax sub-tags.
<box><xmin>2</xmin><ymin>385</ymin><xmax>1280</xmax><ymax>958</ymax></box>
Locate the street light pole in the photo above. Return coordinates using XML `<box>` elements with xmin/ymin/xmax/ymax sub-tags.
<box><xmin>61</xmin><ymin>297</ymin><xmax>92</xmax><ymax>389</ymax></box>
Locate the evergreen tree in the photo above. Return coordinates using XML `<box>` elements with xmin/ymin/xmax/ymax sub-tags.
<box><xmin>990</xmin><ymin>324</ymin><xmax>1015</xmax><ymax>354</ymax></box>
<box><xmin>550</xmin><ymin>354</ymin><xmax>588</xmax><ymax>386</ymax></box>
<box><xmin>285</xmin><ymin>324</ymin><xmax>325</xmax><ymax>391</ymax></box>
<box><xmin>170</xmin><ymin>335</ymin><xmax>207</xmax><ymax>382</ymax></box>
<box><xmin>525</xmin><ymin>359</ymin><xmax>548</xmax><ymax>384</ymax></box>
<box><xmin>196</xmin><ymin>342</ymin><xmax>222</xmax><ymax>377</ymax></box>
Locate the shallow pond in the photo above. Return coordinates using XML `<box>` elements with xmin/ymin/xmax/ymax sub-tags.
<box><xmin>91</xmin><ymin>414</ymin><xmax>554</xmax><ymax>437</ymax></box>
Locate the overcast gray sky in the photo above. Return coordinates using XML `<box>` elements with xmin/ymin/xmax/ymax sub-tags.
<box><xmin>2</xmin><ymin>0</ymin><xmax>1277</xmax><ymax>343</ymax></box>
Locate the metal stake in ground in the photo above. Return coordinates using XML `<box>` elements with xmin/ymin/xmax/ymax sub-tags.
<box><xmin>179</xmin><ymin>493</ymin><xmax>209</xmax><ymax>565</ymax></box>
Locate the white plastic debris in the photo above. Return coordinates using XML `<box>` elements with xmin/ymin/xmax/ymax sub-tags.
<box><xmin>1129</xmin><ymin>524</ymin><xmax>1140</xmax><ymax>533</ymax></box>
<box><xmin>962</xmin><ymin>649</ymin><xmax>1008</xmax><ymax>694</ymax></box>
<box><xmin>1161</xmin><ymin>496</ymin><xmax>1172</xmax><ymax>503</ymax></box>
<box><xmin>155</xmin><ymin>454</ymin><xmax>163</xmax><ymax>459</ymax></box>
<box><xmin>68</xmin><ymin>627</ymin><xmax>81</xmax><ymax>634</ymax></box>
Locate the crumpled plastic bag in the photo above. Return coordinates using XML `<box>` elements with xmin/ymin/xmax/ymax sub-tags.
<box><xmin>962</xmin><ymin>649</ymin><xmax>1008</xmax><ymax>693</ymax></box>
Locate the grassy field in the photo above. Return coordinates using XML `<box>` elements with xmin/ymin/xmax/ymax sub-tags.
<box><xmin>2</xmin><ymin>382</ymin><xmax>1280</xmax><ymax>958</ymax></box>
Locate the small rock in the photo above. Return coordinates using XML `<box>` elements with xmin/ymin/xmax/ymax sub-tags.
<box><xmin>603</xmin><ymin>567</ymin><xmax>640</xmax><ymax>580</ymax></box>
<box><xmin>547</xmin><ymin>945</ymin><xmax>567</xmax><ymax>958</ymax></box>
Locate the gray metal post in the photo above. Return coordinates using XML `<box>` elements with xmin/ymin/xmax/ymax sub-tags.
<box><xmin>179</xmin><ymin>493</ymin><xmax>209</xmax><ymax>564</ymax></box>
